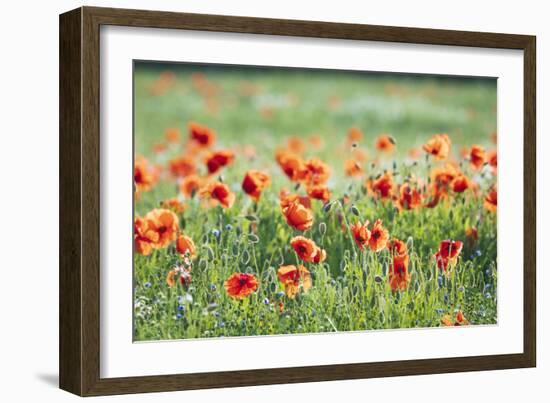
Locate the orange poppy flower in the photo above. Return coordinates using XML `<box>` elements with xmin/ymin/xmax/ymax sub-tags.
<box><xmin>451</xmin><ymin>173</ymin><xmax>470</xmax><ymax>193</ymax></box>
<box><xmin>389</xmin><ymin>254</ymin><xmax>410</xmax><ymax>291</ymax></box>
<box><xmin>312</xmin><ymin>248</ymin><xmax>327</xmax><ymax>263</ymax></box>
<box><xmin>423</xmin><ymin>133</ymin><xmax>451</xmax><ymax>160</ymax></box>
<box><xmin>277</xmin><ymin>265</ymin><xmax>312</xmax><ymax>298</ymax></box>
<box><xmin>306</xmin><ymin>185</ymin><xmax>331</xmax><ymax>203</ymax></box>
<box><xmin>134</xmin><ymin>217</ymin><xmax>156</xmax><ymax>256</ymax></box>
<box><xmin>309</xmin><ymin>135</ymin><xmax>323</xmax><ymax>150</ymax></box>
<box><xmin>169</xmin><ymin>155</ymin><xmax>197</xmax><ymax>178</ymax></box>
<box><xmin>435</xmin><ymin>239</ymin><xmax>463</xmax><ymax>271</ymax></box>
<box><xmin>200</xmin><ymin>181</ymin><xmax>236</xmax><ymax>209</ymax></box>
<box><xmin>160</xmin><ymin>198</ymin><xmax>186</xmax><ymax>213</ymax></box>
<box><xmin>350</xmin><ymin>220</ymin><xmax>371</xmax><ymax>250</ymax></box>
<box><xmin>134</xmin><ymin>156</ymin><xmax>160</xmax><ymax>192</ymax></box>
<box><xmin>279</xmin><ymin>190</ymin><xmax>311</xmax><ymax>211</ymax></box>
<box><xmin>387</xmin><ymin>238</ymin><xmax>408</xmax><ymax>258</ymax></box>
<box><xmin>430</xmin><ymin>163</ymin><xmax>458</xmax><ymax>198</ymax></box>
<box><xmin>282</xmin><ymin>200</ymin><xmax>314</xmax><ymax>231</ymax></box>
<box><xmin>134</xmin><ymin>209</ymin><xmax>179</xmax><ymax>255</ymax></box>
<box><xmin>344</xmin><ymin>159</ymin><xmax>363</xmax><ymax>177</ymax></box>
<box><xmin>387</xmin><ymin>239</ymin><xmax>409</xmax><ymax>291</ymax></box>
<box><xmin>469</xmin><ymin>145</ymin><xmax>486</xmax><ymax>170</ymax></box>
<box><xmin>134</xmin><ymin>156</ymin><xmax>158</xmax><ymax>193</ymax></box>
<box><xmin>179</xmin><ymin>174</ymin><xmax>202</xmax><ymax>198</ymax></box>
<box><xmin>287</xmin><ymin>137</ymin><xmax>305</xmax><ymax>154</ymax></box>
<box><xmin>484</xmin><ymin>186</ymin><xmax>497</xmax><ymax>212</ymax></box>
<box><xmin>375</xmin><ymin>134</ymin><xmax>396</xmax><ymax>153</ymax></box>
<box><xmin>165</xmin><ymin>127</ymin><xmax>181</xmax><ymax>143</ymax></box>
<box><xmin>275</xmin><ymin>150</ymin><xmax>307</xmax><ymax>182</ymax></box>
<box><xmin>366</xmin><ymin>172</ymin><xmax>395</xmax><ymax>199</ymax></box>
<box><xmin>176</xmin><ymin>234</ymin><xmax>197</xmax><ymax>259</ymax></box>
<box><xmin>347</xmin><ymin>127</ymin><xmax>363</xmax><ymax>145</ymax></box>
<box><xmin>153</xmin><ymin>142</ymin><xmax>167</xmax><ymax>154</ymax></box>
<box><xmin>205</xmin><ymin>150</ymin><xmax>235</xmax><ymax>174</ymax></box>
<box><xmin>369</xmin><ymin>219</ymin><xmax>389</xmax><ymax>252</ymax></box>
<box><xmin>304</xmin><ymin>157</ymin><xmax>331</xmax><ymax>185</ymax></box>
<box><xmin>396</xmin><ymin>183</ymin><xmax>423</xmax><ymax>210</ymax></box>
<box><xmin>242</xmin><ymin>170</ymin><xmax>270</xmax><ymax>201</ymax></box>
<box><xmin>487</xmin><ymin>150</ymin><xmax>497</xmax><ymax>174</ymax></box>
<box><xmin>441</xmin><ymin>310</ymin><xmax>470</xmax><ymax>326</ymax></box>
<box><xmin>290</xmin><ymin>236</ymin><xmax>326</xmax><ymax>263</ymax></box>
<box><xmin>224</xmin><ymin>273</ymin><xmax>259</xmax><ymax>299</ymax></box>
<box><xmin>149</xmin><ymin>71</ymin><xmax>176</xmax><ymax>96</ymax></box>
<box><xmin>188</xmin><ymin>122</ymin><xmax>216</xmax><ymax>148</ymax></box>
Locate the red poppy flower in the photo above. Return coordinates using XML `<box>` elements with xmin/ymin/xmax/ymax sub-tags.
<box><xmin>423</xmin><ymin>133</ymin><xmax>451</xmax><ymax>160</ymax></box>
<box><xmin>396</xmin><ymin>183</ymin><xmax>423</xmax><ymax>210</ymax></box>
<box><xmin>277</xmin><ymin>265</ymin><xmax>312</xmax><ymax>298</ymax></box>
<box><xmin>224</xmin><ymin>273</ymin><xmax>259</xmax><ymax>299</ymax></box>
<box><xmin>484</xmin><ymin>186</ymin><xmax>497</xmax><ymax>212</ymax></box>
<box><xmin>435</xmin><ymin>239</ymin><xmax>464</xmax><ymax>271</ymax></box>
<box><xmin>200</xmin><ymin>181</ymin><xmax>236</xmax><ymax>209</ymax></box>
<box><xmin>188</xmin><ymin>122</ymin><xmax>216</xmax><ymax>148</ymax></box>
<box><xmin>205</xmin><ymin>150</ymin><xmax>235</xmax><ymax>174</ymax></box>
<box><xmin>369</xmin><ymin>219</ymin><xmax>390</xmax><ymax>252</ymax></box>
<box><xmin>242</xmin><ymin>170</ymin><xmax>270</xmax><ymax>201</ymax></box>
<box><xmin>350</xmin><ymin>220</ymin><xmax>371</xmax><ymax>250</ymax></box>
<box><xmin>469</xmin><ymin>145</ymin><xmax>486</xmax><ymax>170</ymax></box>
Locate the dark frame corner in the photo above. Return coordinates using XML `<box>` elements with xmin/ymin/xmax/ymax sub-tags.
<box><xmin>59</xmin><ymin>6</ymin><xmax>536</xmax><ymax>396</ymax></box>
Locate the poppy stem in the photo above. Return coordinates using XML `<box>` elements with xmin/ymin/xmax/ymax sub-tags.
<box><xmin>335</xmin><ymin>200</ymin><xmax>356</xmax><ymax>252</ymax></box>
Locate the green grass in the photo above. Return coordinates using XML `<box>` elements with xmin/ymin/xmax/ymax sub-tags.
<box><xmin>133</xmin><ymin>62</ymin><xmax>497</xmax><ymax>341</ymax></box>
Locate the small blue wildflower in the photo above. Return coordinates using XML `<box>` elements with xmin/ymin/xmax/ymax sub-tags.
<box><xmin>177</xmin><ymin>296</ymin><xmax>185</xmax><ymax>304</ymax></box>
<box><xmin>438</xmin><ymin>276</ymin><xmax>443</xmax><ymax>287</ymax></box>
<box><xmin>209</xmin><ymin>284</ymin><xmax>217</xmax><ymax>292</ymax></box>
<box><xmin>436</xmin><ymin>308</ymin><xmax>444</xmax><ymax>315</ymax></box>
<box><xmin>444</xmin><ymin>294</ymin><xmax>449</xmax><ymax>303</ymax></box>
<box><xmin>475</xmin><ymin>250</ymin><xmax>482</xmax><ymax>257</ymax></box>
<box><xmin>144</xmin><ymin>282</ymin><xmax>152</xmax><ymax>288</ymax></box>
<box><xmin>263</xmin><ymin>298</ymin><xmax>270</xmax><ymax>305</ymax></box>
<box><xmin>218</xmin><ymin>321</ymin><xmax>225</xmax><ymax>328</ymax></box>
<box><xmin>177</xmin><ymin>305</ymin><xmax>185</xmax><ymax>312</ymax></box>
<box><xmin>485</xmin><ymin>268</ymin><xmax>491</xmax><ymax>276</ymax></box>
<box><xmin>176</xmin><ymin>313</ymin><xmax>183</xmax><ymax>320</ymax></box>
<box><xmin>213</xmin><ymin>311</ymin><xmax>220</xmax><ymax>318</ymax></box>
<box><xmin>225</xmin><ymin>224</ymin><xmax>233</xmax><ymax>231</ymax></box>
<box><xmin>276</xmin><ymin>291</ymin><xmax>285</xmax><ymax>299</ymax></box>
<box><xmin>212</xmin><ymin>229</ymin><xmax>221</xmax><ymax>238</ymax></box>
<box><xmin>485</xmin><ymin>292</ymin><xmax>492</xmax><ymax>299</ymax></box>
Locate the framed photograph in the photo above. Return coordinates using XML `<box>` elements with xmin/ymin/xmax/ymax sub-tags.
<box><xmin>59</xmin><ymin>6</ymin><xmax>536</xmax><ymax>396</ymax></box>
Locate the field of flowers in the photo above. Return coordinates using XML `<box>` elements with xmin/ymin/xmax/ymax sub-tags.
<box><xmin>133</xmin><ymin>63</ymin><xmax>498</xmax><ymax>341</ymax></box>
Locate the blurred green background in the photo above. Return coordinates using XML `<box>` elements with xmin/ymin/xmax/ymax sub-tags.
<box><xmin>134</xmin><ymin>61</ymin><xmax>496</xmax><ymax>158</ymax></box>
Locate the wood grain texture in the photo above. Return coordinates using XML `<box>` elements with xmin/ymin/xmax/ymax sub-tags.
<box><xmin>59</xmin><ymin>6</ymin><xmax>537</xmax><ymax>396</ymax></box>
<box><xmin>59</xmin><ymin>7</ymin><xmax>83</xmax><ymax>396</ymax></box>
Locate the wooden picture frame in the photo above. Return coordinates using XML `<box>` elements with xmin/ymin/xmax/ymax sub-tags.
<box><xmin>59</xmin><ymin>6</ymin><xmax>536</xmax><ymax>396</ymax></box>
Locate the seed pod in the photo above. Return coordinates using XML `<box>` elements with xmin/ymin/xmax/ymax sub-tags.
<box><xmin>247</xmin><ymin>233</ymin><xmax>259</xmax><ymax>243</ymax></box>
<box><xmin>318</xmin><ymin>222</ymin><xmax>327</xmax><ymax>236</ymax></box>
<box><xmin>322</xmin><ymin>202</ymin><xmax>333</xmax><ymax>213</ymax></box>
<box><xmin>350</xmin><ymin>205</ymin><xmax>360</xmax><ymax>216</ymax></box>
